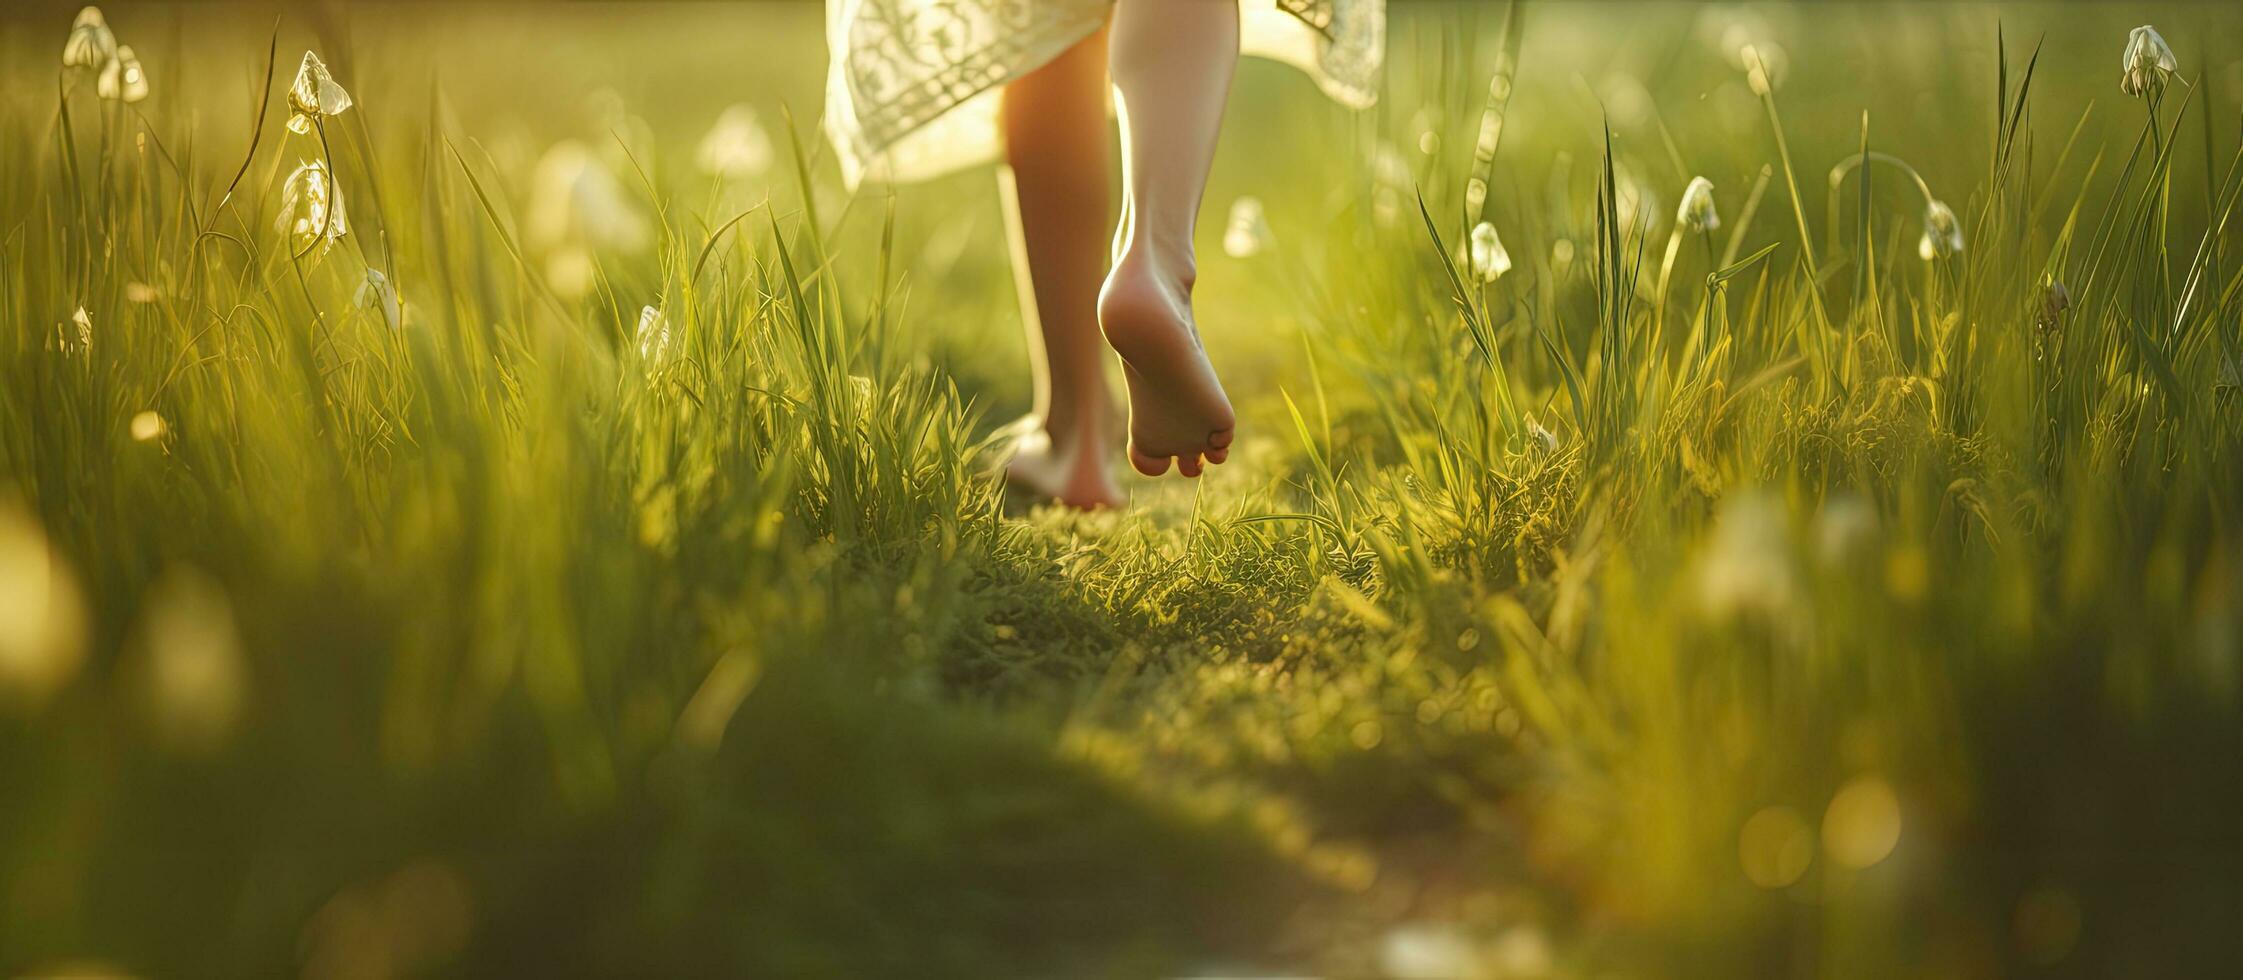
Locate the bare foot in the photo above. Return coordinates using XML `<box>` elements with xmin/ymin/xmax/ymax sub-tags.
<box><xmin>999</xmin><ymin>415</ymin><xmax>1125</xmax><ymax>511</ymax></box>
<box><xmin>1098</xmin><ymin>255</ymin><xmax>1236</xmax><ymax>477</ymax></box>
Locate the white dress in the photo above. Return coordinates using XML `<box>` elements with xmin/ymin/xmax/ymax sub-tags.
<box><xmin>825</xmin><ymin>0</ymin><xmax>1385</xmax><ymax>186</ymax></box>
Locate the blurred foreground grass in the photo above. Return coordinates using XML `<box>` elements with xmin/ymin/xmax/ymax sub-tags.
<box><xmin>4</xmin><ymin>1</ymin><xmax>2243</xmax><ymax>977</ymax></box>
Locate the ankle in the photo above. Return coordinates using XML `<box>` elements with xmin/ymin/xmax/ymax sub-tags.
<box><xmin>1040</xmin><ymin>400</ymin><xmax>1112</xmax><ymax>447</ymax></box>
<box><xmin>1115</xmin><ymin>239</ymin><xmax>1197</xmax><ymax>294</ymax></box>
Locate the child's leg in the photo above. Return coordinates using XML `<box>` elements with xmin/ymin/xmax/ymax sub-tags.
<box><xmin>1101</xmin><ymin>0</ymin><xmax>1239</xmax><ymax>478</ymax></box>
<box><xmin>999</xmin><ymin>27</ymin><xmax>1123</xmax><ymax>509</ymax></box>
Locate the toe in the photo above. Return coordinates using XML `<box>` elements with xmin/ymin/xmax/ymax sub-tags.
<box><xmin>1176</xmin><ymin>454</ymin><xmax>1205</xmax><ymax>478</ymax></box>
<box><xmin>1129</xmin><ymin>444</ymin><xmax>1172</xmax><ymax>477</ymax></box>
<box><xmin>1204</xmin><ymin>447</ymin><xmax>1229</xmax><ymax>465</ymax></box>
<box><xmin>1209</xmin><ymin>428</ymin><xmax>1234</xmax><ymax>450</ymax></box>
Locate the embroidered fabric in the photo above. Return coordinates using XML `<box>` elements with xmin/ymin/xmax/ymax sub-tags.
<box><xmin>825</xmin><ymin>0</ymin><xmax>1383</xmax><ymax>186</ymax></box>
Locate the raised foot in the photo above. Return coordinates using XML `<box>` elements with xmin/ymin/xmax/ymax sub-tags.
<box><xmin>1099</xmin><ymin>259</ymin><xmax>1236</xmax><ymax>478</ymax></box>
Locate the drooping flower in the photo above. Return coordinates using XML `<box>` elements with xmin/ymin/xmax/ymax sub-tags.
<box><xmin>696</xmin><ymin>104</ymin><xmax>775</xmax><ymax>179</ymax></box>
<box><xmin>635</xmin><ymin>306</ymin><xmax>671</xmax><ymax>361</ymax></box>
<box><xmin>355</xmin><ymin>268</ymin><xmax>401</xmax><ymax>330</ymax></box>
<box><xmin>287</xmin><ymin>51</ymin><xmax>354</xmax><ymax>135</ymax></box>
<box><xmin>278</xmin><ymin>161</ymin><xmax>349</xmax><ymax>256</ymax></box>
<box><xmin>1525</xmin><ymin>415</ymin><xmax>1559</xmax><ymax>454</ymax></box>
<box><xmin>1222</xmin><ymin>196</ymin><xmax>1273</xmax><ymax>259</ymax></box>
<box><xmin>1678</xmin><ymin>176</ymin><xmax>1721</xmax><ymax>234</ymax></box>
<box><xmin>61</xmin><ymin>6</ymin><xmax>116</xmax><ymax>70</ymax></box>
<box><xmin>96</xmin><ymin>44</ymin><xmax>148</xmax><ymax>103</ymax></box>
<box><xmin>1917</xmin><ymin>200</ymin><xmax>1963</xmax><ymax>261</ymax></box>
<box><xmin>2120</xmin><ymin>26</ymin><xmax>2177</xmax><ymax>100</ymax></box>
<box><xmin>1741</xmin><ymin>43</ymin><xmax>1787</xmax><ymax>96</ymax></box>
<box><xmin>60</xmin><ymin>307</ymin><xmax>94</xmax><ymax>354</ymax></box>
<box><xmin>1469</xmin><ymin>221</ymin><xmax>1512</xmax><ymax>282</ymax></box>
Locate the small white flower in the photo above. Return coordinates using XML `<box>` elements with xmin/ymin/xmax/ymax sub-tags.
<box><xmin>1222</xmin><ymin>196</ymin><xmax>1273</xmax><ymax>259</ymax></box>
<box><xmin>1469</xmin><ymin>221</ymin><xmax>1512</xmax><ymax>282</ymax></box>
<box><xmin>278</xmin><ymin>160</ymin><xmax>349</xmax><ymax>256</ymax></box>
<box><xmin>286</xmin><ymin>51</ymin><xmax>353</xmax><ymax>135</ymax></box>
<box><xmin>1678</xmin><ymin>176</ymin><xmax>1721</xmax><ymax>234</ymax></box>
<box><xmin>2120</xmin><ymin>26</ymin><xmax>2177</xmax><ymax>100</ymax></box>
<box><xmin>1525</xmin><ymin>415</ymin><xmax>1558</xmax><ymax>453</ymax></box>
<box><xmin>96</xmin><ymin>44</ymin><xmax>148</xmax><ymax>103</ymax></box>
<box><xmin>697</xmin><ymin>104</ymin><xmax>775</xmax><ymax>179</ymax></box>
<box><xmin>1741</xmin><ymin>43</ymin><xmax>1786</xmax><ymax>96</ymax></box>
<box><xmin>69</xmin><ymin>307</ymin><xmax>93</xmax><ymax>351</ymax></box>
<box><xmin>1917</xmin><ymin>199</ymin><xmax>1963</xmax><ymax>261</ymax></box>
<box><xmin>355</xmin><ymin>269</ymin><xmax>402</xmax><ymax>330</ymax></box>
<box><xmin>635</xmin><ymin>306</ymin><xmax>670</xmax><ymax>361</ymax></box>
<box><xmin>61</xmin><ymin>6</ymin><xmax>116</xmax><ymax>70</ymax></box>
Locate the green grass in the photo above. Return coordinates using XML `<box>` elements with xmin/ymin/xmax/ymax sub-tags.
<box><xmin>4</xmin><ymin>1</ymin><xmax>2242</xmax><ymax>976</ymax></box>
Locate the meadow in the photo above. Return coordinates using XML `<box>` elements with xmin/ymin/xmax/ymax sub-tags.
<box><xmin>3</xmin><ymin>1</ymin><xmax>2241</xmax><ymax>976</ymax></box>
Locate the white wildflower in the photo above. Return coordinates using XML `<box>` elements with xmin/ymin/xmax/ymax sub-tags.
<box><xmin>2120</xmin><ymin>26</ymin><xmax>2177</xmax><ymax>100</ymax></box>
<box><xmin>53</xmin><ymin>307</ymin><xmax>94</xmax><ymax>354</ymax></box>
<box><xmin>96</xmin><ymin>44</ymin><xmax>147</xmax><ymax>103</ymax></box>
<box><xmin>636</xmin><ymin>306</ymin><xmax>670</xmax><ymax>361</ymax></box>
<box><xmin>1469</xmin><ymin>221</ymin><xmax>1512</xmax><ymax>282</ymax></box>
<box><xmin>1525</xmin><ymin>415</ymin><xmax>1559</xmax><ymax>454</ymax></box>
<box><xmin>278</xmin><ymin>161</ymin><xmax>349</xmax><ymax>256</ymax></box>
<box><xmin>1222</xmin><ymin>196</ymin><xmax>1273</xmax><ymax>259</ymax></box>
<box><xmin>1742</xmin><ymin>44</ymin><xmax>1784</xmax><ymax>95</ymax></box>
<box><xmin>697</xmin><ymin>104</ymin><xmax>775</xmax><ymax>179</ymax></box>
<box><xmin>1917</xmin><ymin>199</ymin><xmax>1963</xmax><ymax>261</ymax></box>
<box><xmin>287</xmin><ymin>51</ymin><xmax>354</xmax><ymax>135</ymax></box>
<box><xmin>355</xmin><ymin>269</ymin><xmax>402</xmax><ymax>330</ymax></box>
<box><xmin>61</xmin><ymin>6</ymin><xmax>116</xmax><ymax>70</ymax></box>
<box><xmin>1678</xmin><ymin>176</ymin><xmax>1721</xmax><ymax>234</ymax></box>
